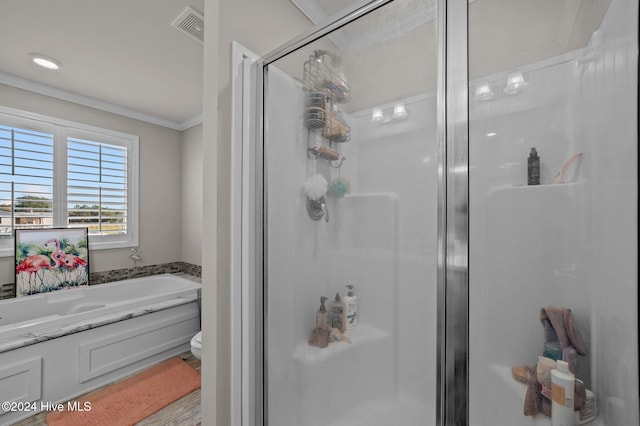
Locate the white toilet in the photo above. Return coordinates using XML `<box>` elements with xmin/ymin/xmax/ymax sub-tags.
<box><xmin>190</xmin><ymin>331</ymin><xmax>202</xmax><ymax>360</ymax></box>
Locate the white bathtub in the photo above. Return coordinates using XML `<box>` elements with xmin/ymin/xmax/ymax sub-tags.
<box><xmin>0</xmin><ymin>273</ymin><xmax>201</xmax><ymax>425</ymax></box>
<box><xmin>0</xmin><ymin>273</ymin><xmax>200</xmax><ymax>346</ymax></box>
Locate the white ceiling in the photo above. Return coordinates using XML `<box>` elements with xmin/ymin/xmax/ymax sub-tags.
<box><xmin>289</xmin><ymin>0</ymin><xmax>610</xmax><ymax>111</ymax></box>
<box><xmin>0</xmin><ymin>0</ymin><xmax>204</xmax><ymax>131</ymax></box>
<box><xmin>0</xmin><ymin>0</ymin><xmax>609</xmax><ymax>131</ymax></box>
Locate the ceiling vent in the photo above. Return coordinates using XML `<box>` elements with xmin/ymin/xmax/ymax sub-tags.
<box><xmin>172</xmin><ymin>6</ymin><xmax>204</xmax><ymax>44</ymax></box>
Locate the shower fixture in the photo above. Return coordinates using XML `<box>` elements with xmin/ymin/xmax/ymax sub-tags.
<box><xmin>129</xmin><ymin>247</ymin><xmax>142</xmax><ymax>266</ymax></box>
<box><xmin>306</xmin><ymin>196</ymin><xmax>328</xmax><ymax>222</ymax></box>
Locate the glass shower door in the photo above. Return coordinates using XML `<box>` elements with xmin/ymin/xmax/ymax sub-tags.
<box><xmin>261</xmin><ymin>0</ymin><xmax>439</xmax><ymax>424</ymax></box>
<box><xmin>468</xmin><ymin>1</ymin><xmax>639</xmax><ymax>425</ymax></box>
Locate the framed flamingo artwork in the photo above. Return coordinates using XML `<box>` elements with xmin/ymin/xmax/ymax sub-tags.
<box><xmin>14</xmin><ymin>227</ymin><xmax>89</xmax><ymax>297</ymax></box>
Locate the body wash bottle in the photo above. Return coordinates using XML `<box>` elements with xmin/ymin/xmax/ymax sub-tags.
<box><xmin>330</xmin><ymin>293</ymin><xmax>346</xmax><ymax>333</ymax></box>
<box><xmin>344</xmin><ymin>284</ymin><xmax>358</xmax><ymax>331</ymax></box>
<box><xmin>551</xmin><ymin>360</ymin><xmax>575</xmax><ymax>426</ymax></box>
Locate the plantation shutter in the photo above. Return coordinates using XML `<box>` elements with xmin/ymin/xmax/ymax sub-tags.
<box><xmin>0</xmin><ymin>124</ymin><xmax>54</xmax><ymax>235</ymax></box>
<box><xmin>0</xmin><ymin>107</ymin><xmax>138</xmax><ymax>255</ymax></box>
<box><xmin>67</xmin><ymin>137</ymin><xmax>128</xmax><ymax>235</ymax></box>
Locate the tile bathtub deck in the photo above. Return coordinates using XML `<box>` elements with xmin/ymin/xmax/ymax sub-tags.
<box><xmin>13</xmin><ymin>352</ymin><xmax>202</xmax><ymax>426</ymax></box>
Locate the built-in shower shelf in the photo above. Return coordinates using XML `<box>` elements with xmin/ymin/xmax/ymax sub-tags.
<box><xmin>489</xmin><ymin>181</ymin><xmax>584</xmax><ymax>194</ymax></box>
<box><xmin>490</xmin><ymin>363</ymin><xmax>605</xmax><ymax>426</ymax></box>
<box><xmin>293</xmin><ymin>324</ymin><xmax>389</xmax><ymax>365</ymax></box>
<box><xmin>513</xmin><ymin>182</ymin><xmax>582</xmax><ymax>188</ymax></box>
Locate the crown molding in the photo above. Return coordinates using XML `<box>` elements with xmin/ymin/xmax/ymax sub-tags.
<box><xmin>0</xmin><ymin>71</ymin><xmax>201</xmax><ymax>131</ymax></box>
<box><xmin>178</xmin><ymin>114</ymin><xmax>203</xmax><ymax>131</ymax></box>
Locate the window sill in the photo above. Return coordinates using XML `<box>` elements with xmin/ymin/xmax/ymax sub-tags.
<box><xmin>0</xmin><ymin>236</ymin><xmax>138</xmax><ymax>258</ymax></box>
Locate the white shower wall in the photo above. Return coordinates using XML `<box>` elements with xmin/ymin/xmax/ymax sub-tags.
<box><xmin>262</xmin><ymin>3</ymin><xmax>636</xmax><ymax>424</ymax></box>
<box><xmin>265</xmin><ymin>67</ymin><xmax>438</xmax><ymax>426</ymax></box>
<box><xmin>468</xmin><ymin>2</ymin><xmax>638</xmax><ymax>423</ymax></box>
<box><xmin>580</xmin><ymin>2</ymin><xmax>638</xmax><ymax>423</ymax></box>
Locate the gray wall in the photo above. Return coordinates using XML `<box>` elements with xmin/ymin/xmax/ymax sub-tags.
<box><xmin>181</xmin><ymin>123</ymin><xmax>203</xmax><ymax>266</ymax></box>
<box><xmin>200</xmin><ymin>0</ymin><xmax>313</xmax><ymax>424</ymax></box>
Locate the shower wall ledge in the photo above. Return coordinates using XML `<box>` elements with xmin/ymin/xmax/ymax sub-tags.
<box><xmin>293</xmin><ymin>324</ymin><xmax>389</xmax><ymax>365</ymax></box>
<box><xmin>483</xmin><ymin>363</ymin><xmax>606</xmax><ymax>426</ymax></box>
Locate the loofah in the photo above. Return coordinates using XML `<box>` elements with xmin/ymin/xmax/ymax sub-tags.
<box><xmin>511</xmin><ymin>365</ymin><xmax>533</xmax><ymax>383</ymax></box>
<box><xmin>329</xmin><ymin>176</ymin><xmax>351</xmax><ymax>198</ymax></box>
<box><xmin>302</xmin><ymin>174</ymin><xmax>327</xmax><ymax>201</ymax></box>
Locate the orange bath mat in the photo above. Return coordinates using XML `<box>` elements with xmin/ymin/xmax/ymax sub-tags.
<box><xmin>46</xmin><ymin>357</ymin><xmax>200</xmax><ymax>426</ymax></box>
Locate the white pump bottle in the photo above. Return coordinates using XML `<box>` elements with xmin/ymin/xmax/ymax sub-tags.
<box><xmin>344</xmin><ymin>284</ymin><xmax>358</xmax><ymax>331</ymax></box>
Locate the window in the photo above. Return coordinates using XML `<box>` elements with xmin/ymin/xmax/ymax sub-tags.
<box><xmin>0</xmin><ymin>106</ymin><xmax>139</xmax><ymax>256</ymax></box>
<box><xmin>0</xmin><ymin>124</ymin><xmax>54</xmax><ymax>235</ymax></box>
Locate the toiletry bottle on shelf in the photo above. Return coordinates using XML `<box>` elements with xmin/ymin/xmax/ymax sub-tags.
<box><xmin>528</xmin><ymin>147</ymin><xmax>540</xmax><ymax>185</ymax></box>
<box><xmin>544</xmin><ymin>341</ymin><xmax>563</xmax><ymax>361</ymax></box>
<box><xmin>315</xmin><ymin>296</ymin><xmax>330</xmax><ymax>331</ymax></box>
<box><xmin>551</xmin><ymin>360</ymin><xmax>575</xmax><ymax>426</ymax></box>
<box><xmin>344</xmin><ymin>284</ymin><xmax>358</xmax><ymax>331</ymax></box>
<box><xmin>562</xmin><ymin>346</ymin><xmax>578</xmax><ymax>374</ymax></box>
<box><xmin>330</xmin><ymin>293</ymin><xmax>346</xmax><ymax>333</ymax></box>
<box><xmin>576</xmin><ymin>389</ymin><xmax>596</xmax><ymax>424</ymax></box>
<box><xmin>308</xmin><ymin>296</ymin><xmax>331</xmax><ymax>348</ymax></box>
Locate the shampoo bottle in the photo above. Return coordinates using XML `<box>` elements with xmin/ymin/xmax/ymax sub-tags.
<box><xmin>344</xmin><ymin>284</ymin><xmax>358</xmax><ymax>331</ymax></box>
<box><xmin>330</xmin><ymin>293</ymin><xmax>346</xmax><ymax>333</ymax></box>
<box><xmin>551</xmin><ymin>360</ymin><xmax>575</xmax><ymax>426</ymax></box>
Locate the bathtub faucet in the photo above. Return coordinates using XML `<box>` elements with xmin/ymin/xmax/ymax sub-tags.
<box><xmin>129</xmin><ymin>248</ymin><xmax>142</xmax><ymax>266</ymax></box>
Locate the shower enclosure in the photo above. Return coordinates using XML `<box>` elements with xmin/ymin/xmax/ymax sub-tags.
<box><xmin>238</xmin><ymin>0</ymin><xmax>638</xmax><ymax>424</ymax></box>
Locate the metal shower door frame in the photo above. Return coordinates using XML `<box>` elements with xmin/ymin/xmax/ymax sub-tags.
<box><xmin>436</xmin><ymin>1</ymin><xmax>469</xmax><ymax>424</ymax></box>
<box><xmin>253</xmin><ymin>0</ymin><xmax>470</xmax><ymax>424</ymax></box>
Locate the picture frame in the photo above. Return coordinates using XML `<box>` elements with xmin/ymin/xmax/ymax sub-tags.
<box><xmin>14</xmin><ymin>227</ymin><xmax>89</xmax><ymax>297</ymax></box>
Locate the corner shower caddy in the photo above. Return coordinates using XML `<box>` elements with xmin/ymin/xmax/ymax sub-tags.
<box><xmin>303</xmin><ymin>50</ymin><xmax>351</xmax><ymax>149</ymax></box>
<box><xmin>303</xmin><ymin>50</ymin><xmax>351</xmax><ymax>222</ymax></box>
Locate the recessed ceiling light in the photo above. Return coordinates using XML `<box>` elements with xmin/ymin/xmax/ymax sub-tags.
<box><xmin>29</xmin><ymin>53</ymin><xmax>62</xmax><ymax>70</ymax></box>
